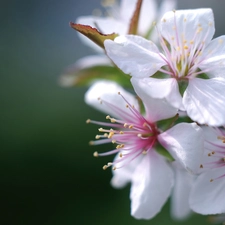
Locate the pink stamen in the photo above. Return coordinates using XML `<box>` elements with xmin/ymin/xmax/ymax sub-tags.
<box><xmin>88</xmin><ymin>92</ymin><xmax>159</xmax><ymax>170</ymax></box>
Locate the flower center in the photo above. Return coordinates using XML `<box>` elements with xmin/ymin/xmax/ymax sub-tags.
<box><xmin>157</xmin><ymin>10</ymin><xmax>213</xmax><ymax>80</ymax></box>
<box><xmin>87</xmin><ymin>92</ymin><xmax>158</xmax><ymax>170</ymax></box>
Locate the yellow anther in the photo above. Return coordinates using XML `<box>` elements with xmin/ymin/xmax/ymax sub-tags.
<box><xmin>98</xmin><ymin>128</ymin><xmax>104</xmax><ymax>132</ymax></box>
<box><xmin>106</xmin><ymin>115</ymin><xmax>116</xmax><ymax>123</ymax></box>
<box><xmin>95</xmin><ymin>135</ymin><xmax>100</xmax><ymax>139</ymax></box>
<box><xmin>197</xmin><ymin>27</ymin><xmax>203</xmax><ymax>33</ymax></box>
<box><xmin>119</xmin><ymin>153</ymin><xmax>123</xmax><ymax>158</ymax></box>
<box><xmin>86</xmin><ymin>119</ymin><xmax>91</xmax><ymax>124</ymax></box>
<box><xmin>113</xmin><ymin>166</ymin><xmax>117</xmax><ymax>170</ymax></box>
<box><xmin>163</xmin><ymin>18</ymin><xmax>166</xmax><ymax>22</ymax></box>
<box><xmin>116</xmin><ymin>144</ymin><xmax>124</xmax><ymax>149</ymax></box>
<box><xmin>103</xmin><ymin>165</ymin><xmax>108</xmax><ymax>170</ymax></box>
<box><xmin>119</xmin><ymin>131</ymin><xmax>124</xmax><ymax>134</ymax></box>
<box><xmin>124</xmin><ymin>123</ymin><xmax>128</xmax><ymax>128</ymax></box>
<box><xmin>129</xmin><ymin>125</ymin><xmax>133</xmax><ymax>129</ymax></box>
<box><xmin>110</xmin><ymin>118</ymin><xmax>116</xmax><ymax>123</ymax></box>
<box><xmin>104</xmin><ymin>133</ymin><xmax>108</xmax><ymax>137</ymax></box>
<box><xmin>219</xmin><ymin>39</ymin><xmax>224</xmax><ymax>44</ymax></box>
<box><xmin>89</xmin><ymin>141</ymin><xmax>94</xmax><ymax>145</ymax></box>
<box><xmin>190</xmin><ymin>40</ymin><xmax>194</xmax><ymax>45</ymax></box>
<box><xmin>93</xmin><ymin>151</ymin><xmax>99</xmax><ymax>157</ymax></box>
<box><xmin>152</xmin><ymin>21</ymin><xmax>157</xmax><ymax>26</ymax></box>
<box><xmin>184</xmin><ymin>45</ymin><xmax>188</xmax><ymax>50</ymax></box>
<box><xmin>112</xmin><ymin>139</ymin><xmax>116</xmax><ymax>144</ymax></box>
<box><xmin>142</xmin><ymin>150</ymin><xmax>147</xmax><ymax>155</ymax></box>
<box><xmin>118</xmin><ymin>92</ymin><xmax>121</xmax><ymax>95</ymax></box>
<box><xmin>218</xmin><ymin>136</ymin><xmax>225</xmax><ymax>142</ymax></box>
<box><xmin>108</xmin><ymin>132</ymin><xmax>114</xmax><ymax>138</ymax></box>
<box><xmin>107</xmin><ymin>162</ymin><xmax>113</xmax><ymax>166</ymax></box>
<box><xmin>176</xmin><ymin>46</ymin><xmax>180</xmax><ymax>51</ymax></box>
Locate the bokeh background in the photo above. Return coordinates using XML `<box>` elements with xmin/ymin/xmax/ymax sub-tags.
<box><xmin>1</xmin><ymin>0</ymin><xmax>225</xmax><ymax>224</ymax></box>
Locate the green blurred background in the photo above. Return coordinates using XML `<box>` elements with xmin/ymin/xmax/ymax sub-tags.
<box><xmin>1</xmin><ymin>0</ymin><xmax>225</xmax><ymax>224</ymax></box>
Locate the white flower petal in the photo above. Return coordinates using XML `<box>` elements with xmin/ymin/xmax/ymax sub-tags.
<box><xmin>202</xmin><ymin>126</ymin><xmax>224</xmax><ymax>145</ymax></box>
<box><xmin>104</xmin><ymin>35</ymin><xmax>166</xmax><ymax>78</ymax></box>
<box><xmin>190</xmin><ymin>167</ymin><xmax>225</xmax><ymax>215</ymax></box>
<box><xmin>200</xmin><ymin>36</ymin><xmax>225</xmax><ymax>78</ymax></box>
<box><xmin>150</xmin><ymin>0</ymin><xmax>177</xmax><ymax>42</ymax></box>
<box><xmin>183</xmin><ymin>77</ymin><xmax>225</xmax><ymax>126</ymax></box>
<box><xmin>71</xmin><ymin>55</ymin><xmax>111</xmax><ymax>71</ymax></box>
<box><xmin>131</xmin><ymin>77</ymin><xmax>178</xmax><ymax>122</ymax></box>
<box><xmin>171</xmin><ymin>162</ymin><xmax>193</xmax><ymax>220</ymax></box>
<box><xmin>160</xmin><ymin>9</ymin><xmax>215</xmax><ymax>50</ymax></box>
<box><xmin>110</xmin><ymin>151</ymin><xmax>141</xmax><ymax>189</ymax></box>
<box><xmin>158</xmin><ymin>122</ymin><xmax>204</xmax><ymax>173</ymax></box>
<box><xmin>130</xmin><ymin>151</ymin><xmax>174</xmax><ymax>219</ymax></box>
<box><xmin>131</xmin><ymin>77</ymin><xmax>183</xmax><ymax>111</ymax></box>
<box><xmin>84</xmin><ymin>80</ymin><xmax>139</xmax><ymax>119</ymax></box>
<box><xmin>110</xmin><ymin>166</ymin><xmax>133</xmax><ymax>189</ymax></box>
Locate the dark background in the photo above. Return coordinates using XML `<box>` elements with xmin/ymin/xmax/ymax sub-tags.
<box><xmin>1</xmin><ymin>0</ymin><xmax>225</xmax><ymax>224</ymax></box>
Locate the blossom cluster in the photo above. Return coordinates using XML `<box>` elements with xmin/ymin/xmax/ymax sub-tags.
<box><xmin>62</xmin><ymin>0</ymin><xmax>225</xmax><ymax>222</ymax></box>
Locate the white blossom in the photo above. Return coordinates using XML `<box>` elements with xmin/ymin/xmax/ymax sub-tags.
<box><xmin>85</xmin><ymin>80</ymin><xmax>204</xmax><ymax>219</ymax></box>
<box><xmin>105</xmin><ymin>8</ymin><xmax>225</xmax><ymax>126</ymax></box>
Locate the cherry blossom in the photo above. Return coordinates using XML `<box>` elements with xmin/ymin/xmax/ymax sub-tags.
<box><xmin>170</xmin><ymin>162</ymin><xmax>194</xmax><ymax>220</ymax></box>
<box><xmin>85</xmin><ymin>80</ymin><xmax>204</xmax><ymax>219</ymax></box>
<box><xmin>104</xmin><ymin>8</ymin><xmax>225</xmax><ymax>126</ymax></box>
